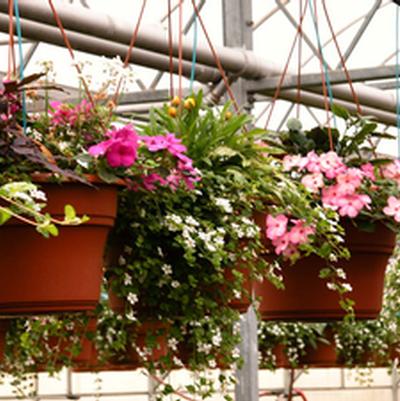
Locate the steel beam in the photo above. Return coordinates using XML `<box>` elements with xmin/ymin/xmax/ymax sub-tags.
<box><xmin>246</xmin><ymin>65</ymin><xmax>399</xmax><ymax>92</ymax></box>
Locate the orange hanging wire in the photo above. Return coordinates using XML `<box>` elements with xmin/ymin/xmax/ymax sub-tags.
<box><xmin>296</xmin><ymin>0</ymin><xmax>303</xmax><ymax>118</ymax></box>
<box><xmin>47</xmin><ymin>0</ymin><xmax>96</xmax><ymax>110</ymax></box>
<box><xmin>178</xmin><ymin>0</ymin><xmax>184</xmax><ymax>99</ymax></box>
<box><xmin>190</xmin><ymin>0</ymin><xmax>240</xmax><ymax>113</ymax></box>
<box><xmin>111</xmin><ymin>0</ymin><xmax>147</xmax><ymax>107</ymax></box>
<box><xmin>321</xmin><ymin>0</ymin><xmax>362</xmax><ymax>115</ymax></box>
<box><xmin>168</xmin><ymin>0</ymin><xmax>175</xmax><ymax>97</ymax></box>
<box><xmin>7</xmin><ymin>0</ymin><xmax>16</xmax><ymax>80</ymax></box>
<box><xmin>265</xmin><ymin>0</ymin><xmax>308</xmax><ymax>129</ymax></box>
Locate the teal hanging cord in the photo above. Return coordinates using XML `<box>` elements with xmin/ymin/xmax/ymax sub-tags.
<box><xmin>308</xmin><ymin>0</ymin><xmax>337</xmax><ymax>129</ymax></box>
<box><xmin>189</xmin><ymin>13</ymin><xmax>198</xmax><ymax>92</ymax></box>
<box><xmin>14</xmin><ymin>0</ymin><xmax>27</xmax><ymax>133</ymax></box>
<box><xmin>396</xmin><ymin>6</ymin><xmax>400</xmax><ymax>158</ymax></box>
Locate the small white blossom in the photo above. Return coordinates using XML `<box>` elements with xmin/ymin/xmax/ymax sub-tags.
<box><xmin>214</xmin><ymin>197</ymin><xmax>233</xmax><ymax>213</ymax></box>
<box><xmin>162</xmin><ymin>264</ymin><xmax>173</xmax><ymax>275</ymax></box>
<box><xmin>123</xmin><ymin>273</ymin><xmax>132</xmax><ymax>286</ymax></box>
<box><xmin>118</xmin><ymin>255</ymin><xmax>126</xmax><ymax>266</ymax></box>
<box><xmin>171</xmin><ymin>280</ymin><xmax>180</xmax><ymax>288</ymax></box>
<box><xmin>185</xmin><ymin>216</ymin><xmax>200</xmax><ymax>226</ymax></box>
<box><xmin>127</xmin><ymin>292</ymin><xmax>138</xmax><ymax>305</ymax></box>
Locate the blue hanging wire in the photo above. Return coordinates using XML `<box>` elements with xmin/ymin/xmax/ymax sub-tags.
<box><xmin>308</xmin><ymin>0</ymin><xmax>337</xmax><ymax>129</ymax></box>
<box><xmin>189</xmin><ymin>11</ymin><xmax>198</xmax><ymax>92</ymax></box>
<box><xmin>396</xmin><ymin>5</ymin><xmax>400</xmax><ymax>158</ymax></box>
<box><xmin>13</xmin><ymin>0</ymin><xmax>27</xmax><ymax>134</ymax></box>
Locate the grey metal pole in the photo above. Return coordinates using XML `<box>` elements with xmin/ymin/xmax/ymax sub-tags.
<box><xmin>0</xmin><ymin>14</ymin><xmax>221</xmax><ymax>84</ymax></box>
<box><xmin>221</xmin><ymin>2</ymin><xmax>259</xmax><ymax>401</ymax></box>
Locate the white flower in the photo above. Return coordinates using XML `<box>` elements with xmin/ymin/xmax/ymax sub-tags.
<box><xmin>211</xmin><ymin>331</ymin><xmax>222</xmax><ymax>347</ymax></box>
<box><xmin>165</xmin><ymin>214</ymin><xmax>183</xmax><ymax>231</ymax></box>
<box><xmin>126</xmin><ymin>310</ymin><xmax>137</xmax><ymax>321</ymax></box>
<box><xmin>185</xmin><ymin>216</ymin><xmax>200</xmax><ymax>226</ymax></box>
<box><xmin>118</xmin><ymin>255</ymin><xmax>126</xmax><ymax>266</ymax></box>
<box><xmin>342</xmin><ymin>283</ymin><xmax>353</xmax><ymax>292</ymax></box>
<box><xmin>214</xmin><ymin>197</ymin><xmax>233</xmax><ymax>213</ymax></box>
<box><xmin>29</xmin><ymin>188</ymin><xmax>47</xmax><ymax>201</ymax></box>
<box><xmin>162</xmin><ymin>264</ymin><xmax>172</xmax><ymax>275</ymax></box>
<box><xmin>127</xmin><ymin>292</ymin><xmax>138</xmax><ymax>305</ymax></box>
<box><xmin>335</xmin><ymin>268</ymin><xmax>346</xmax><ymax>279</ymax></box>
<box><xmin>124</xmin><ymin>245</ymin><xmax>133</xmax><ymax>255</ymax></box>
<box><xmin>171</xmin><ymin>280</ymin><xmax>180</xmax><ymax>288</ymax></box>
<box><xmin>123</xmin><ymin>273</ymin><xmax>132</xmax><ymax>286</ymax></box>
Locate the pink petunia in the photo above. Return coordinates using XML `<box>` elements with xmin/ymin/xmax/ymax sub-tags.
<box><xmin>266</xmin><ymin>214</ymin><xmax>288</xmax><ymax>240</ymax></box>
<box><xmin>282</xmin><ymin>154</ymin><xmax>308</xmax><ymax>171</ymax></box>
<box><xmin>336</xmin><ymin>168</ymin><xmax>363</xmax><ymax>195</ymax></box>
<box><xmin>336</xmin><ymin>193</ymin><xmax>371</xmax><ymax>218</ymax></box>
<box><xmin>287</xmin><ymin>220</ymin><xmax>314</xmax><ymax>244</ymax></box>
<box><xmin>319</xmin><ymin>151</ymin><xmax>346</xmax><ymax>179</ymax></box>
<box><xmin>305</xmin><ymin>151</ymin><xmax>323</xmax><ymax>174</ymax></box>
<box><xmin>301</xmin><ymin>173</ymin><xmax>324</xmax><ymax>193</ymax></box>
<box><xmin>272</xmin><ymin>234</ymin><xmax>290</xmax><ymax>255</ymax></box>
<box><xmin>88</xmin><ymin>125</ymin><xmax>139</xmax><ymax>168</ymax></box>
<box><xmin>383</xmin><ymin>196</ymin><xmax>400</xmax><ymax>222</ymax></box>
<box><xmin>361</xmin><ymin>163</ymin><xmax>376</xmax><ymax>181</ymax></box>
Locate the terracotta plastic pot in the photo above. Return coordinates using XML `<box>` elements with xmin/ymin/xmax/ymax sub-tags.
<box><xmin>74</xmin><ymin>321</ymin><xmax>168</xmax><ymax>372</ymax></box>
<box><xmin>255</xmin><ymin>215</ymin><xmax>396</xmax><ymax>321</ymax></box>
<box><xmin>0</xmin><ymin>177</ymin><xmax>118</xmax><ymax>314</ymax></box>
<box><xmin>273</xmin><ymin>340</ymin><xmax>339</xmax><ymax>369</ymax></box>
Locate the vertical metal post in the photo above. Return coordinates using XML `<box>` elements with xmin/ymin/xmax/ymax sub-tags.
<box><xmin>234</xmin><ymin>308</ymin><xmax>259</xmax><ymax>401</ymax></box>
<box><xmin>222</xmin><ymin>0</ymin><xmax>253</xmax><ymax>107</ymax></box>
<box><xmin>221</xmin><ymin>2</ymin><xmax>258</xmax><ymax>401</ymax></box>
<box><xmin>391</xmin><ymin>358</ymin><xmax>399</xmax><ymax>401</ymax></box>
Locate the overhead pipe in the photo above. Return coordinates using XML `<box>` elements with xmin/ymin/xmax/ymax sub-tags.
<box><xmin>0</xmin><ymin>0</ymin><xmax>283</xmax><ymax>79</ymax></box>
<box><xmin>0</xmin><ymin>14</ymin><xmax>221</xmax><ymax>84</ymax></box>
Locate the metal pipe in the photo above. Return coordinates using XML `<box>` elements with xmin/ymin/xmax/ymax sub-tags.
<box><xmin>0</xmin><ymin>14</ymin><xmax>221</xmax><ymax>84</ymax></box>
<box><xmin>0</xmin><ymin>0</ymin><xmax>282</xmax><ymax>79</ymax></box>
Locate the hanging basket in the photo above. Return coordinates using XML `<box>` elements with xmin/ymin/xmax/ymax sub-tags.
<box><xmin>0</xmin><ymin>176</ymin><xmax>118</xmax><ymax>314</ymax></box>
<box><xmin>255</xmin><ymin>215</ymin><xmax>396</xmax><ymax>321</ymax></box>
<box><xmin>74</xmin><ymin>321</ymin><xmax>168</xmax><ymax>372</ymax></box>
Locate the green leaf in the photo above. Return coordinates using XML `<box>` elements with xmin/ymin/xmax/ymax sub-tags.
<box><xmin>331</xmin><ymin>103</ymin><xmax>350</xmax><ymax>120</ymax></box>
<box><xmin>0</xmin><ymin>209</ymin><xmax>11</xmax><ymax>225</ymax></box>
<box><xmin>64</xmin><ymin>204</ymin><xmax>77</xmax><ymax>221</ymax></box>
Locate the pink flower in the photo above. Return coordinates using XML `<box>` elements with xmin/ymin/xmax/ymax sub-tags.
<box><xmin>382</xmin><ymin>161</ymin><xmax>400</xmax><ymax>186</ymax></box>
<box><xmin>282</xmin><ymin>155</ymin><xmax>308</xmax><ymax>171</ymax></box>
<box><xmin>266</xmin><ymin>214</ymin><xmax>288</xmax><ymax>240</ymax></box>
<box><xmin>361</xmin><ymin>163</ymin><xmax>376</xmax><ymax>181</ymax></box>
<box><xmin>319</xmin><ymin>151</ymin><xmax>346</xmax><ymax>179</ymax></box>
<box><xmin>106</xmin><ymin>141</ymin><xmax>137</xmax><ymax>168</ymax></box>
<box><xmin>142</xmin><ymin>173</ymin><xmax>167</xmax><ymax>191</ymax></box>
<box><xmin>321</xmin><ymin>185</ymin><xmax>342</xmax><ymax>210</ymax></box>
<box><xmin>272</xmin><ymin>234</ymin><xmax>290</xmax><ymax>255</ymax></box>
<box><xmin>287</xmin><ymin>220</ymin><xmax>314</xmax><ymax>244</ymax></box>
<box><xmin>336</xmin><ymin>168</ymin><xmax>363</xmax><ymax>195</ymax></box>
<box><xmin>383</xmin><ymin>196</ymin><xmax>400</xmax><ymax>222</ymax></box>
<box><xmin>305</xmin><ymin>151</ymin><xmax>323</xmax><ymax>174</ymax></box>
<box><xmin>301</xmin><ymin>173</ymin><xmax>324</xmax><ymax>193</ymax></box>
<box><xmin>336</xmin><ymin>193</ymin><xmax>371</xmax><ymax>218</ymax></box>
<box><xmin>142</xmin><ymin>135</ymin><xmax>169</xmax><ymax>152</ymax></box>
<box><xmin>281</xmin><ymin>244</ymin><xmax>299</xmax><ymax>258</ymax></box>
<box><xmin>89</xmin><ymin>125</ymin><xmax>139</xmax><ymax>168</ymax></box>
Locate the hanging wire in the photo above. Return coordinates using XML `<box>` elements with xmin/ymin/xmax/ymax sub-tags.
<box><xmin>167</xmin><ymin>0</ymin><xmax>174</xmax><ymax>97</ymax></box>
<box><xmin>189</xmin><ymin>8</ymin><xmax>198</xmax><ymax>93</ymax></box>
<box><xmin>178</xmin><ymin>0</ymin><xmax>184</xmax><ymax>99</ymax></box>
<box><xmin>308</xmin><ymin>0</ymin><xmax>335</xmax><ymax>148</ymax></box>
<box><xmin>321</xmin><ymin>0</ymin><xmax>362</xmax><ymax>115</ymax></box>
<box><xmin>13</xmin><ymin>0</ymin><xmax>27</xmax><ymax>133</ymax></box>
<box><xmin>396</xmin><ymin>5</ymin><xmax>400</xmax><ymax>158</ymax></box>
<box><xmin>264</xmin><ymin>0</ymin><xmax>308</xmax><ymax>130</ymax></box>
<box><xmin>7</xmin><ymin>0</ymin><xmax>16</xmax><ymax>79</ymax></box>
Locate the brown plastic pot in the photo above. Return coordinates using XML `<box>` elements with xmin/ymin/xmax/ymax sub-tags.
<box><xmin>254</xmin><ymin>214</ymin><xmax>396</xmax><ymax>321</ymax></box>
<box><xmin>0</xmin><ymin>177</ymin><xmax>118</xmax><ymax>314</ymax></box>
<box><xmin>74</xmin><ymin>321</ymin><xmax>168</xmax><ymax>372</ymax></box>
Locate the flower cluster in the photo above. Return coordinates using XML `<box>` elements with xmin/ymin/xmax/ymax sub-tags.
<box><xmin>88</xmin><ymin>125</ymin><xmax>201</xmax><ymax>191</ymax></box>
<box><xmin>266</xmin><ymin>214</ymin><xmax>314</xmax><ymax>258</ymax></box>
<box><xmin>283</xmin><ymin>150</ymin><xmax>400</xmax><ymax>221</ymax></box>
<box><xmin>49</xmin><ymin>99</ymin><xmax>92</xmax><ymax>127</ymax></box>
